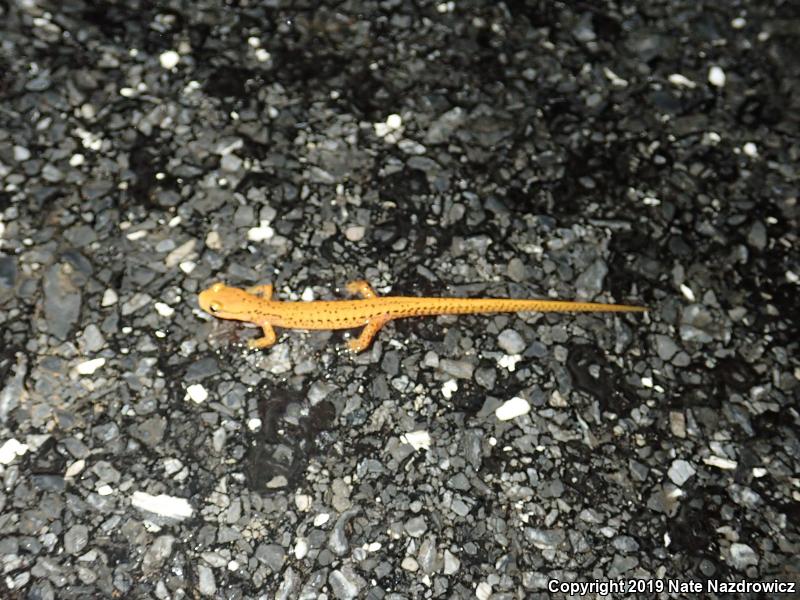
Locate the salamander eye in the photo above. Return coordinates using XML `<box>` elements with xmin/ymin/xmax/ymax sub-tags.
<box><xmin>209</xmin><ymin>303</ymin><xmax>221</xmax><ymax>313</ymax></box>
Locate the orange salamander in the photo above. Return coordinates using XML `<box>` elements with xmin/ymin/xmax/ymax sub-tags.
<box><xmin>198</xmin><ymin>280</ymin><xmax>647</xmax><ymax>353</ymax></box>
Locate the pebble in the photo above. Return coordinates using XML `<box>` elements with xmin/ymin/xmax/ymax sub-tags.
<box><xmin>121</xmin><ymin>293</ymin><xmax>152</xmax><ymax>316</ymax></box>
<box><xmin>101</xmin><ymin>289</ymin><xmax>118</xmax><ymax>306</ymax></box>
<box><xmin>201</xmin><ymin>552</ymin><xmax>227</xmax><ymax>568</ymax></box>
<box><xmin>329</xmin><ymin>508</ymin><xmax>360</xmax><ymax>555</ymax></box>
<box><xmin>186</xmin><ymin>384</ymin><xmax>208</xmax><ymax>404</ymax></box>
<box><xmin>220</xmin><ymin>153</ymin><xmax>242</xmax><ymax>171</ymax></box>
<box><xmin>401</xmin><ymin>557</ymin><xmax>419</xmax><ymax>571</ymax></box>
<box><xmin>746</xmin><ymin>221</ymin><xmax>767</xmax><ymax>250</ymax></box>
<box><xmin>527</xmin><ymin>341</ymin><xmax>547</xmax><ymax>358</ymax></box>
<box><xmin>655</xmin><ymin>335</ymin><xmax>680</xmax><ymax>361</ymax></box>
<box><xmin>154</xmin><ymin>302</ymin><xmax>175</xmax><ymax>317</ymax></box>
<box><xmin>443</xmin><ymin>549</ymin><xmax>460</xmax><ymax>575</ymax></box>
<box><xmin>211</xmin><ymin>428</ymin><xmax>226</xmax><ymax>452</ymax></box>
<box><xmin>62</xmin><ymin>437</ymin><xmax>89</xmax><ymax>459</ymax></box>
<box><xmin>142</xmin><ymin>535</ymin><xmax>175</xmax><ymax>573</ymax></box>
<box><xmin>507</xmin><ymin>257</ymin><xmax>529</xmax><ymax>282</ymax></box>
<box><xmin>667</xmin><ymin>459</ymin><xmax>696</xmax><ymax>486</ymax></box>
<box><xmin>294</xmin><ymin>538</ymin><xmax>309</xmax><ymax>560</ymax></box>
<box><xmin>76</xmin><ymin>358</ymin><xmax>105</xmax><ymax>375</ymax></box>
<box><xmin>0</xmin><ymin>439</ymin><xmax>29</xmax><ymax>464</ymax></box>
<box><xmin>476</xmin><ymin>582</ymin><xmax>492</xmax><ymax>600</ymax></box>
<box><xmin>450</xmin><ymin>498</ymin><xmax>470</xmax><ymax>517</ymax></box>
<box><xmin>165</xmin><ymin>240</ymin><xmax>196</xmax><ymax>268</ymax></box>
<box><xmin>255</xmin><ymin>543</ymin><xmax>285</xmax><ymax>572</ymax></box>
<box><xmin>92</xmin><ymin>461</ymin><xmax>121</xmax><ymax>483</ymax></box>
<box><xmin>549</xmin><ymin>390</ymin><xmax>568</xmax><ymax>408</ymax></box>
<box><xmin>417</xmin><ymin>537</ymin><xmax>437</xmax><ymax>573</ymax></box>
<box><xmin>613</xmin><ymin>535</ymin><xmax>640</xmax><ymax>553</ymax></box>
<box><xmin>131</xmin><ymin>491</ymin><xmax>193</xmax><ymax>520</ymax></box>
<box><xmin>386</xmin><ymin>113</ymin><xmax>402</xmax><ymax>129</ymax></box>
<box><xmin>185</xmin><ymin>357</ymin><xmax>220</xmax><ymax>381</ymax></box>
<box><xmin>0</xmin><ymin>255</ymin><xmax>16</xmax><ymax>288</ymax></box>
<box><xmin>474</xmin><ymin>366</ymin><xmax>497</xmax><ymax>389</ymax></box>
<box><xmin>728</xmin><ymin>543</ymin><xmax>758</xmax><ymax>569</ymax></box>
<box><xmin>669</xmin><ymin>411</ymin><xmax>686</xmax><ymax>438</ymax></box>
<box><xmin>497</xmin><ymin>329</ymin><xmax>525</xmax><ymax>354</ymax></box>
<box><xmin>439</xmin><ymin>359</ymin><xmax>474</xmax><ymax>379</ymax></box>
<box><xmin>13</xmin><ymin>145</ymin><xmax>31</xmax><ymax>161</ymax></box>
<box><xmin>247</xmin><ymin>221</ymin><xmax>274</xmax><ymax>242</ymax></box>
<box><xmin>197</xmin><ymin>564</ymin><xmax>216</xmax><ymax>596</ymax></box>
<box><xmin>404</xmin><ymin>516</ymin><xmax>427</xmax><ymax>537</ymax></box>
<box><xmin>704</xmin><ymin>455</ymin><xmax>737</xmax><ymax>470</ymax></box>
<box><xmin>668</xmin><ymin>73</ymin><xmax>696</xmax><ymax>88</ymax></box>
<box><xmin>680</xmin><ymin>324</ymin><xmax>713</xmax><ymax>344</ymax></box>
<box><xmin>80</xmin><ymin>324</ymin><xmax>106</xmax><ymax>352</ymax></box>
<box><xmin>708</xmin><ymin>65</ymin><xmax>726</xmax><ymax>87</ymax></box>
<box><xmin>63</xmin><ymin>525</ymin><xmax>89</xmax><ymax>554</ymax></box>
<box><xmin>43</xmin><ymin>263</ymin><xmax>81</xmax><ymax>340</ymax></box>
<box><xmin>159</xmin><ymin>50</ymin><xmax>180</xmax><ymax>69</ymax></box>
<box><xmin>205</xmin><ymin>231</ymin><xmax>222</xmax><ymax>250</ymax></box>
<box><xmin>495</xmin><ymin>397</ymin><xmax>531</xmax><ymax>421</ymax></box>
<box><xmin>131</xmin><ymin>415</ymin><xmax>166</xmax><ymax>447</ymax></box>
<box><xmin>344</xmin><ymin>225</ymin><xmax>366</xmax><ymax>241</ymax></box>
<box><xmin>233</xmin><ymin>205</ymin><xmax>254</xmax><ymax>227</ymax></box>
<box><xmin>328</xmin><ymin>568</ymin><xmax>362</xmax><ymax>600</ymax></box>
<box><xmin>42</xmin><ymin>164</ymin><xmax>64</xmax><ymax>182</ymax></box>
<box><xmin>400</xmin><ymin>430</ymin><xmax>431</xmax><ymax>451</ymax></box>
<box><xmin>155</xmin><ymin>239</ymin><xmax>176</xmax><ymax>253</ymax></box>
<box><xmin>526</xmin><ymin>528</ymin><xmax>565</xmax><ymax>550</ymax></box>
<box><xmin>425</xmin><ymin>106</ymin><xmax>465</xmax><ymax>144</ymax></box>
<box><xmin>575</xmin><ymin>258</ymin><xmax>608</xmax><ymax>296</ymax></box>
<box><xmin>572</xmin><ymin>12</ymin><xmax>596</xmax><ymax>42</ymax></box>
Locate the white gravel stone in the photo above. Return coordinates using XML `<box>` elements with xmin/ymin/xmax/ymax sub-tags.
<box><xmin>186</xmin><ymin>384</ymin><xmax>208</xmax><ymax>404</ymax></box>
<box><xmin>495</xmin><ymin>397</ymin><xmax>531</xmax><ymax>421</ymax></box>
<box><xmin>728</xmin><ymin>543</ymin><xmax>758</xmax><ymax>569</ymax></box>
<box><xmin>101</xmin><ymin>289</ymin><xmax>119</xmax><ymax>306</ymax></box>
<box><xmin>0</xmin><ymin>439</ymin><xmax>28</xmax><ymax>464</ymax></box>
<box><xmin>668</xmin><ymin>73</ymin><xmax>696</xmax><ymax>88</ymax></box>
<box><xmin>131</xmin><ymin>491</ymin><xmax>193</xmax><ymax>520</ymax></box>
<box><xmin>76</xmin><ymin>358</ymin><xmax>105</xmax><ymax>375</ymax></box>
<box><xmin>401</xmin><ymin>430</ymin><xmax>431</xmax><ymax>451</ymax></box>
<box><xmin>703</xmin><ymin>455</ymin><xmax>737</xmax><ymax>470</ymax></box>
<box><xmin>708</xmin><ymin>65</ymin><xmax>726</xmax><ymax>87</ymax></box>
<box><xmin>197</xmin><ymin>564</ymin><xmax>216</xmax><ymax>596</ymax></box>
<box><xmin>159</xmin><ymin>50</ymin><xmax>180</xmax><ymax>69</ymax></box>
<box><xmin>247</xmin><ymin>221</ymin><xmax>274</xmax><ymax>242</ymax></box>
<box><xmin>154</xmin><ymin>302</ymin><xmax>174</xmax><ymax>317</ymax></box>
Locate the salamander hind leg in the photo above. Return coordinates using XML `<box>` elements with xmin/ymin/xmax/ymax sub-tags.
<box><xmin>346</xmin><ymin>280</ymin><xmax>377</xmax><ymax>299</ymax></box>
<box><xmin>246</xmin><ymin>284</ymin><xmax>273</xmax><ymax>299</ymax></box>
<box><xmin>248</xmin><ymin>323</ymin><xmax>277</xmax><ymax>349</ymax></box>
<box><xmin>347</xmin><ymin>316</ymin><xmax>389</xmax><ymax>353</ymax></box>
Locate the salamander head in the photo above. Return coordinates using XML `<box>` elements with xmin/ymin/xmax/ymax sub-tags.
<box><xmin>198</xmin><ymin>282</ymin><xmax>255</xmax><ymax>321</ymax></box>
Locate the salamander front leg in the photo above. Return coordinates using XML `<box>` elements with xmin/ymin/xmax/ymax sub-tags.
<box><xmin>248</xmin><ymin>323</ymin><xmax>277</xmax><ymax>349</ymax></box>
<box><xmin>246</xmin><ymin>284</ymin><xmax>273</xmax><ymax>299</ymax></box>
<box><xmin>347</xmin><ymin>316</ymin><xmax>390</xmax><ymax>353</ymax></box>
<box><xmin>346</xmin><ymin>280</ymin><xmax>377</xmax><ymax>299</ymax></box>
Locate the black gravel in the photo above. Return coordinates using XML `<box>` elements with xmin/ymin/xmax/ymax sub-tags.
<box><xmin>1</xmin><ymin>1</ymin><xmax>799</xmax><ymax>598</ymax></box>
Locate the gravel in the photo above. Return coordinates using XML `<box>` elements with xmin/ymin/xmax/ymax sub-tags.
<box><xmin>1</xmin><ymin>0</ymin><xmax>797</xmax><ymax>597</ymax></box>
